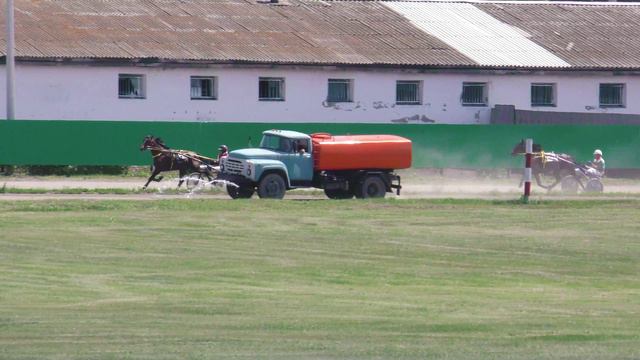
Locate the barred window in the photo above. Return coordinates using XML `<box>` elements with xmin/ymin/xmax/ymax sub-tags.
<box><xmin>461</xmin><ymin>82</ymin><xmax>487</xmax><ymax>106</ymax></box>
<box><xmin>259</xmin><ymin>77</ymin><xmax>285</xmax><ymax>101</ymax></box>
<box><xmin>599</xmin><ymin>83</ymin><xmax>625</xmax><ymax>108</ymax></box>
<box><xmin>327</xmin><ymin>79</ymin><xmax>353</xmax><ymax>103</ymax></box>
<box><xmin>118</xmin><ymin>74</ymin><xmax>145</xmax><ymax>99</ymax></box>
<box><xmin>191</xmin><ymin>76</ymin><xmax>216</xmax><ymax>100</ymax></box>
<box><xmin>531</xmin><ymin>83</ymin><xmax>556</xmax><ymax>107</ymax></box>
<box><xmin>396</xmin><ymin>81</ymin><xmax>422</xmax><ymax>105</ymax></box>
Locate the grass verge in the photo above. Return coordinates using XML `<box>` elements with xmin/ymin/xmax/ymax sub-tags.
<box><xmin>0</xmin><ymin>199</ymin><xmax>638</xmax><ymax>359</ymax></box>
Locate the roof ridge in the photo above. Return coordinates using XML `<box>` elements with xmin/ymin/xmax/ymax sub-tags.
<box><xmin>324</xmin><ymin>0</ymin><xmax>640</xmax><ymax>6</ymax></box>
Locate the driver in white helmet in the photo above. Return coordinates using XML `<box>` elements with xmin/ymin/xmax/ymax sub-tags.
<box><xmin>588</xmin><ymin>149</ymin><xmax>605</xmax><ymax>177</ymax></box>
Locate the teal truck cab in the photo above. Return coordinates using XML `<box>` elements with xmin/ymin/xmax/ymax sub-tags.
<box><xmin>218</xmin><ymin>129</ymin><xmax>412</xmax><ymax>199</ymax></box>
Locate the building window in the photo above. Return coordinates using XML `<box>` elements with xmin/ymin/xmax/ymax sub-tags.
<box><xmin>259</xmin><ymin>77</ymin><xmax>285</xmax><ymax>101</ymax></box>
<box><xmin>396</xmin><ymin>80</ymin><xmax>422</xmax><ymax>105</ymax></box>
<box><xmin>461</xmin><ymin>82</ymin><xmax>487</xmax><ymax>106</ymax></box>
<box><xmin>119</xmin><ymin>74</ymin><xmax>145</xmax><ymax>99</ymax></box>
<box><xmin>599</xmin><ymin>83</ymin><xmax>625</xmax><ymax>108</ymax></box>
<box><xmin>191</xmin><ymin>76</ymin><xmax>217</xmax><ymax>100</ymax></box>
<box><xmin>327</xmin><ymin>79</ymin><xmax>353</xmax><ymax>103</ymax></box>
<box><xmin>531</xmin><ymin>83</ymin><xmax>556</xmax><ymax>107</ymax></box>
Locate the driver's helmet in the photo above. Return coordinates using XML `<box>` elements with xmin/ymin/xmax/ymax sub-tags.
<box><xmin>218</xmin><ymin>145</ymin><xmax>228</xmax><ymax>153</ymax></box>
<box><xmin>594</xmin><ymin>149</ymin><xmax>603</xmax><ymax>156</ymax></box>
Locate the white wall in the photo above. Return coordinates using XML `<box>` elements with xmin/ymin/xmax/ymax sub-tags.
<box><xmin>0</xmin><ymin>64</ymin><xmax>638</xmax><ymax>123</ymax></box>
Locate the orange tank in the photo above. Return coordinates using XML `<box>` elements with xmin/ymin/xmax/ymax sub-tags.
<box><xmin>311</xmin><ymin>133</ymin><xmax>412</xmax><ymax>171</ymax></box>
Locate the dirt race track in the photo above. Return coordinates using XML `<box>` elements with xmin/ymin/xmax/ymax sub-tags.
<box><xmin>3</xmin><ymin>169</ymin><xmax>640</xmax><ymax>201</ymax></box>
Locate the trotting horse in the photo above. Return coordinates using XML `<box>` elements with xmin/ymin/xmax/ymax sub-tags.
<box><xmin>139</xmin><ymin>135</ymin><xmax>210</xmax><ymax>189</ymax></box>
<box><xmin>511</xmin><ymin>140</ymin><xmax>577</xmax><ymax>190</ymax></box>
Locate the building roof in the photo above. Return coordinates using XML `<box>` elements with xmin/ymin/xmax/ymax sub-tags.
<box><xmin>1</xmin><ymin>0</ymin><xmax>640</xmax><ymax>70</ymax></box>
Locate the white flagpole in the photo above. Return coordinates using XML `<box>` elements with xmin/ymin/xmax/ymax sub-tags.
<box><xmin>5</xmin><ymin>0</ymin><xmax>16</xmax><ymax>120</ymax></box>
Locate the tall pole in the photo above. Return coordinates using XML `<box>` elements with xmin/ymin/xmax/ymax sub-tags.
<box><xmin>523</xmin><ymin>138</ymin><xmax>533</xmax><ymax>201</ymax></box>
<box><xmin>5</xmin><ymin>0</ymin><xmax>16</xmax><ymax>120</ymax></box>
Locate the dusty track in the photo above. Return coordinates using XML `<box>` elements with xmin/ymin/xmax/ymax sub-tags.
<box><xmin>2</xmin><ymin>170</ymin><xmax>640</xmax><ymax>201</ymax></box>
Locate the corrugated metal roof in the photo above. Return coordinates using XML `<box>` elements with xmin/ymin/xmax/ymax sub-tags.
<box><xmin>1</xmin><ymin>0</ymin><xmax>640</xmax><ymax>69</ymax></box>
<box><xmin>478</xmin><ymin>2</ymin><xmax>640</xmax><ymax>69</ymax></box>
<box><xmin>0</xmin><ymin>0</ymin><xmax>475</xmax><ymax>66</ymax></box>
<box><xmin>384</xmin><ymin>1</ymin><xmax>571</xmax><ymax>68</ymax></box>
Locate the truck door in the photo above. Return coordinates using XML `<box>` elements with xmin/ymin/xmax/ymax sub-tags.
<box><xmin>280</xmin><ymin>139</ymin><xmax>313</xmax><ymax>182</ymax></box>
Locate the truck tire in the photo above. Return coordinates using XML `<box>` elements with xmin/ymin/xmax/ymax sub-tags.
<box><xmin>227</xmin><ymin>185</ymin><xmax>254</xmax><ymax>199</ymax></box>
<box><xmin>258</xmin><ymin>173</ymin><xmax>286</xmax><ymax>199</ymax></box>
<box><xmin>357</xmin><ymin>175</ymin><xmax>386</xmax><ymax>199</ymax></box>
<box><xmin>324</xmin><ymin>188</ymin><xmax>354</xmax><ymax>199</ymax></box>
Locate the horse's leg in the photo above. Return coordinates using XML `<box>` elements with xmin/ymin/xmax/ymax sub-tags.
<box><xmin>534</xmin><ymin>172</ymin><xmax>550</xmax><ymax>190</ymax></box>
<box><xmin>546</xmin><ymin>173</ymin><xmax>562</xmax><ymax>191</ymax></box>
<box><xmin>152</xmin><ymin>163</ymin><xmax>164</xmax><ymax>182</ymax></box>
<box><xmin>143</xmin><ymin>169</ymin><xmax>161</xmax><ymax>189</ymax></box>
<box><xmin>177</xmin><ymin>168</ymin><xmax>186</xmax><ymax>188</ymax></box>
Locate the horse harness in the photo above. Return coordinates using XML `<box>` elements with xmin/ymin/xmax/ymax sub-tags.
<box><xmin>147</xmin><ymin>146</ymin><xmax>217</xmax><ymax>171</ymax></box>
<box><xmin>532</xmin><ymin>151</ymin><xmax>575</xmax><ymax>169</ymax></box>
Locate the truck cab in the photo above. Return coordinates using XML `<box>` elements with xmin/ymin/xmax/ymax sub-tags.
<box><xmin>219</xmin><ymin>130</ymin><xmax>313</xmax><ymax>198</ymax></box>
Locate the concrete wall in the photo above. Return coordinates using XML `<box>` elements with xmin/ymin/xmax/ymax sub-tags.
<box><xmin>1</xmin><ymin>64</ymin><xmax>639</xmax><ymax>123</ymax></box>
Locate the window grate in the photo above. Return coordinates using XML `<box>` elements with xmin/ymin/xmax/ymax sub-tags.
<box><xmin>531</xmin><ymin>83</ymin><xmax>555</xmax><ymax>107</ymax></box>
<box><xmin>259</xmin><ymin>78</ymin><xmax>284</xmax><ymax>101</ymax></box>
<box><xmin>191</xmin><ymin>76</ymin><xmax>216</xmax><ymax>100</ymax></box>
<box><xmin>119</xmin><ymin>74</ymin><xmax>144</xmax><ymax>99</ymax></box>
<box><xmin>599</xmin><ymin>83</ymin><xmax>625</xmax><ymax>108</ymax></box>
<box><xmin>461</xmin><ymin>82</ymin><xmax>487</xmax><ymax>106</ymax></box>
<box><xmin>396</xmin><ymin>81</ymin><xmax>421</xmax><ymax>105</ymax></box>
<box><xmin>327</xmin><ymin>79</ymin><xmax>353</xmax><ymax>103</ymax></box>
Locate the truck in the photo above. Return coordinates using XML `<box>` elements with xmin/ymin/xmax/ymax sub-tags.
<box><xmin>217</xmin><ymin>130</ymin><xmax>412</xmax><ymax>199</ymax></box>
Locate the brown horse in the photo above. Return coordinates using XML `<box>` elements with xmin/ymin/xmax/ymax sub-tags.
<box><xmin>139</xmin><ymin>135</ymin><xmax>211</xmax><ymax>189</ymax></box>
<box><xmin>511</xmin><ymin>140</ymin><xmax>577</xmax><ymax>190</ymax></box>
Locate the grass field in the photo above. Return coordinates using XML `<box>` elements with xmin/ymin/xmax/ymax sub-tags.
<box><xmin>0</xmin><ymin>199</ymin><xmax>639</xmax><ymax>359</ymax></box>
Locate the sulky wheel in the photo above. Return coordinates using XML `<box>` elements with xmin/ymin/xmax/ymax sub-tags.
<box><xmin>356</xmin><ymin>175</ymin><xmax>386</xmax><ymax>199</ymax></box>
<box><xmin>324</xmin><ymin>188</ymin><xmax>354</xmax><ymax>199</ymax></box>
<box><xmin>257</xmin><ymin>173</ymin><xmax>286</xmax><ymax>199</ymax></box>
<box><xmin>584</xmin><ymin>178</ymin><xmax>604</xmax><ymax>193</ymax></box>
<box><xmin>185</xmin><ymin>172</ymin><xmax>205</xmax><ymax>191</ymax></box>
<box><xmin>560</xmin><ymin>175</ymin><xmax>579</xmax><ymax>194</ymax></box>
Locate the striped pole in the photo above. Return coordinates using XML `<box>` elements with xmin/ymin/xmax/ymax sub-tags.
<box><xmin>523</xmin><ymin>138</ymin><xmax>533</xmax><ymax>200</ymax></box>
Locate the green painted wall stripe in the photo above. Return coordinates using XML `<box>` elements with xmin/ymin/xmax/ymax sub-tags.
<box><xmin>1</xmin><ymin>120</ymin><xmax>639</xmax><ymax>168</ymax></box>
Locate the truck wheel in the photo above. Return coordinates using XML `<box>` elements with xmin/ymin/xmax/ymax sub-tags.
<box><xmin>324</xmin><ymin>188</ymin><xmax>354</xmax><ymax>199</ymax></box>
<box><xmin>357</xmin><ymin>176</ymin><xmax>386</xmax><ymax>199</ymax></box>
<box><xmin>258</xmin><ymin>173</ymin><xmax>286</xmax><ymax>199</ymax></box>
<box><xmin>227</xmin><ymin>185</ymin><xmax>254</xmax><ymax>199</ymax></box>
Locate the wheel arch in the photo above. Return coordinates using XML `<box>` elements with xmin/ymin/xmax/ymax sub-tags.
<box><xmin>258</xmin><ymin>167</ymin><xmax>291</xmax><ymax>189</ymax></box>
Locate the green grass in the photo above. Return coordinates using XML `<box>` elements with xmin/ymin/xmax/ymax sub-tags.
<box><xmin>0</xmin><ymin>199</ymin><xmax>639</xmax><ymax>359</ymax></box>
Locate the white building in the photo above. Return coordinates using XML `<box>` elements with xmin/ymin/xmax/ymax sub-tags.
<box><xmin>2</xmin><ymin>0</ymin><xmax>640</xmax><ymax>124</ymax></box>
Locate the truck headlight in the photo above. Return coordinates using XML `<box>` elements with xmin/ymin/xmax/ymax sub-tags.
<box><xmin>246</xmin><ymin>161</ymin><xmax>253</xmax><ymax>177</ymax></box>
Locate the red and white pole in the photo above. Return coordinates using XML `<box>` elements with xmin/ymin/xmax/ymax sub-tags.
<box><xmin>523</xmin><ymin>138</ymin><xmax>533</xmax><ymax>200</ymax></box>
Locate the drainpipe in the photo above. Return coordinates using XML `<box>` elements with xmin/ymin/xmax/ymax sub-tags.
<box><xmin>5</xmin><ymin>0</ymin><xmax>16</xmax><ymax>120</ymax></box>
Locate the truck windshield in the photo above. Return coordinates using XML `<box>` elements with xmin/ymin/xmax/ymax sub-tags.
<box><xmin>260</xmin><ymin>134</ymin><xmax>292</xmax><ymax>152</ymax></box>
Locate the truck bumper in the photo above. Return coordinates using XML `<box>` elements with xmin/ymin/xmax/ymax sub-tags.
<box><xmin>215</xmin><ymin>173</ymin><xmax>253</xmax><ymax>188</ymax></box>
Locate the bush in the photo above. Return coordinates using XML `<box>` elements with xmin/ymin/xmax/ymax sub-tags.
<box><xmin>0</xmin><ymin>165</ymin><xmax>15</xmax><ymax>176</ymax></box>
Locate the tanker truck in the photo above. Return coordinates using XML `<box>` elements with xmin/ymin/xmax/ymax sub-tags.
<box><xmin>217</xmin><ymin>130</ymin><xmax>412</xmax><ymax>199</ymax></box>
